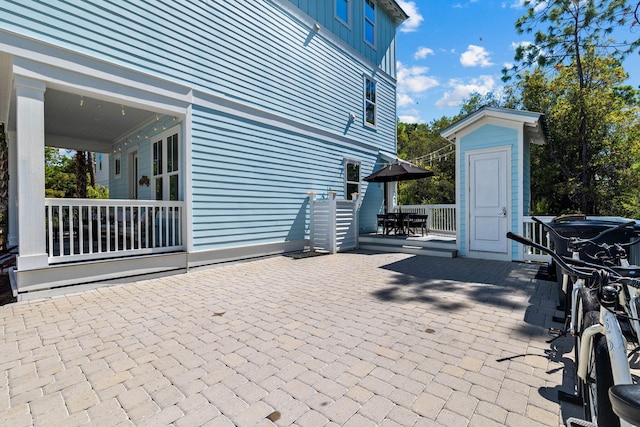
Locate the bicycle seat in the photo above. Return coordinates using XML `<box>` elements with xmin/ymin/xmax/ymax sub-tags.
<box><xmin>609</xmin><ymin>384</ymin><xmax>640</xmax><ymax>425</ymax></box>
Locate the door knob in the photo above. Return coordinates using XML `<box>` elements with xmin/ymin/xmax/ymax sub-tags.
<box><xmin>500</xmin><ymin>207</ymin><xmax>507</xmax><ymax>217</ymax></box>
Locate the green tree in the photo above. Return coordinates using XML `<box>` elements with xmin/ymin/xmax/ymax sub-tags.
<box><xmin>45</xmin><ymin>148</ymin><xmax>75</xmax><ymax>198</ymax></box>
<box><xmin>45</xmin><ymin>148</ymin><xmax>109</xmax><ymax>199</ymax></box>
<box><xmin>505</xmin><ymin>0</ymin><xmax>640</xmax><ymax>214</ymax></box>
<box><xmin>503</xmin><ymin>54</ymin><xmax>640</xmax><ymax>216</ymax></box>
<box><xmin>396</xmin><ymin>118</ymin><xmax>456</xmax><ymax>205</ymax></box>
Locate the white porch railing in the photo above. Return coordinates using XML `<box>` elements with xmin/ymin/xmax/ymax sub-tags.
<box><xmin>45</xmin><ymin>198</ymin><xmax>185</xmax><ymax>264</ymax></box>
<box><xmin>309</xmin><ymin>192</ymin><xmax>359</xmax><ymax>253</ymax></box>
<box><xmin>396</xmin><ymin>204</ymin><xmax>456</xmax><ymax>235</ymax></box>
<box><xmin>521</xmin><ymin>216</ymin><xmax>555</xmax><ymax>263</ymax></box>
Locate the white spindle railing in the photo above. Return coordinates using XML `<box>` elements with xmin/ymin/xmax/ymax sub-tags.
<box><xmin>396</xmin><ymin>204</ymin><xmax>456</xmax><ymax>235</ymax></box>
<box><xmin>45</xmin><ymin>198</ymin><xmax>184</xmax><ymax>264</ymax></box>
<box><xmin>521</xmin><ymin>216</ymin><xmax>555</xmax><ymax>262</ymax></box>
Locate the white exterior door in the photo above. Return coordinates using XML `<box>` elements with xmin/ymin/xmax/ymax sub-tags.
<box><xmin>468</xmin><ymin>149</ymin><xmax>508</xmax><ymax>253</ymax></box>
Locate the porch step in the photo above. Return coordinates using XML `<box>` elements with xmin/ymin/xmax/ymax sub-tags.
<box><xmin>359</xmin><ymin>234</ymin><xmax>457</xmax><ymax>258</ymax></box>
<box><xmin>360</xmin><ymin>242</ymin><xmax>457</xmax><ymax>258</ymax></box>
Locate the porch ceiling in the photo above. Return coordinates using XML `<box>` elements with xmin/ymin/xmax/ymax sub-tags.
<box><xmin>9</xmin><ymin>88</ymin><xmax>157</xmax><ymax>152</ymax></box>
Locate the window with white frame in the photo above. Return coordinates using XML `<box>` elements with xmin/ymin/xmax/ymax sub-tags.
<box><xmin>345</xmin><ymin>160</ymin><xmax>360</xmax><ymax>199</ymax></box>
<box><xmin>364</xmin><ymin>0</ymin><xmax>376</xmax><ymax>46</ymax></box>
<box><xmin>336</xmin><ymin>0</ymin><xmax>350</xmax><ymax>26</ymax></box>
<box><xmin>364</xmin><ymin>77</ymin><xmax>376</xmax><ymax>127</ymax></box>
<box><xmin>152</xmin><ymin>128</ymin><xmax>180</xmax><ymax>201</ymax></box>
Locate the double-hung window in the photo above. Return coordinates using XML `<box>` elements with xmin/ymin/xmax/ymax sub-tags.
<box><xmin>364</xmin><ymin>77</ymin><xmax>376</xmax><ymax>127</ymax></box>
<box><xmin>364</xmin><ymin>0</ymin><xmax>376</xmax><ymax>47</ymax></box>
<box><xmin>336</xmin><ymin>0</ymin><xmax>350</xmax><ymax>26</ymax></box>
<box><xmin>152</xmin><ymin>128</ymin><xmax>180</xmax><ymax>201</ymax></box>
<box><xmin>345</xmin><ymin>161</ymin><xmax>360</xmax><ymax>199</ymax></box>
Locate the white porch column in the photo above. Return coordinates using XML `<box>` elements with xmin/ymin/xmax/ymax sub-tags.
<box><xmin>14</xmin><ymin>76</ymin><xmax>48</xmax><ymax>270</ymax></box>
<box><xmin>6</xmin><ymin>131</ymin><xmax>18</xmax><ymax>248</ymax></box>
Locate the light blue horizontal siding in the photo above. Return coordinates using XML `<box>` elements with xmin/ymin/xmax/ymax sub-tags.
<box><xmin>287</xmin><ymin>0</ymin><xmax>398</xmax><ymax>77</ymax></box>
<box><xmin>191</xmin><ymin>107</ymin><xmax>377</xmax><ymax>250</ymax></box>
<box><xmin>0</xmin><ymin>1</ymin><xmax>397</xmax><ymax>151</ymax></box>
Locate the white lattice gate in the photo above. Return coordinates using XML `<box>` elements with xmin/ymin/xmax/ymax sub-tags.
<box><xmin>309</xmin><ymin>192</ymin><xmax>359</xmax><ymax>253</ymax></box>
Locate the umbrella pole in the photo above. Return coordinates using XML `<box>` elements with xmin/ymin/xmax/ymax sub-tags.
<box><xmin>384</xmin><ymin>182</ymin><xmax>387</xmax><ymax>214</ymax></box>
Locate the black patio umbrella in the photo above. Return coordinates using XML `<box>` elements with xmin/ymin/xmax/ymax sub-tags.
<box><xmin>364</xmin><ymin>162</ymin><xmax>433</xmax><ymax>213</ymax></box>
<box><xmin>363</xmin><ymin>161</ymin><xmax>434</xmax><ymax>182</ymax></box>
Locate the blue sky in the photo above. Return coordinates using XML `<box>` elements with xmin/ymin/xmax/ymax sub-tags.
<box><xmin>394</xmin><ymin>0</ymin><xmax>640</xmax><ymax>124</ymax></box>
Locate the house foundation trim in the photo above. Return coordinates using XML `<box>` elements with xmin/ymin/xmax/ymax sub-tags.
<box><xmin>187</xmin><ymin>239</ymin><xmax>308</xmax><ymax>270</ymax></box>
<box><xmin>14</xmin><ymin>252</ymin><xmax>189</xmax><ymax>297</ymax></box>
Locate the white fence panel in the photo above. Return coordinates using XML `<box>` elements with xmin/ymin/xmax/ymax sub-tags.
<box><xmin>309</xmin><ymin>192</ymin><xmax>358</xmax><ymax>253</ymax></box>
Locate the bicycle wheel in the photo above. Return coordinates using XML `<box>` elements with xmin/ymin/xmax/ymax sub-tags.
<box><xmin>574</xmin><ymin>288</ymin><xmax>600</xmax><ymax>395</ymax></box>
<box><xmin>581</xmin><ymin>311</ymin><xmax>620</xmax><ymax>426</ymax></box>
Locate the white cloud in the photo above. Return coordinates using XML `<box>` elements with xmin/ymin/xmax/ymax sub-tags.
<box><xmin>397</xmin><ymin>93</ymin><xmax>415</xmax><ymax>107</ymax></box>
<box><xmin>460</xmin><ymin>45</ymin><xmax>494</xmax><ymax>67</ymax></box>
<box><xmin>397</xmin><ymin>62</ymin><xmax>439</xmax><ymax>94</ymax></box>
<box><xmin>510</xmin><ymin>41</ymin><xmax>532</xmax><ymax>50</ymax></box>
<box><xmin>397</xmin><ymin>1</ymin><xmax>423</xmax><ymax>33</ymax></box>
<box><xmin>414</xmin><ymin>46</ymin><xmax>434</xmax><ymax>60</ymax></box>
<box><xmin>435</xmin><ymin>75</ymin><xmax>496</xmax><ymax>108</ymax></box>
<box><xmin>508</xmin><ymin>0</ymin><xmax>547</xmax><ymax>11</ymax></box>
<box><xmin>398</xmin><ymin>114</ymin><xmax>420</xmax><ymax>124</ymax></box>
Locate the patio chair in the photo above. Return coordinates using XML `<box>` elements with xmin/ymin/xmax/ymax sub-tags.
<box><xmin>407</xmin><ymin>214</ymin><xmax>429</xmax><ymax>236</ymax></box>
<box><xmin>376</xmin><ymin>214</ymin><xmax>386</xmax><ymax>235</ymax></box>
<box><xmin>377</xmin><ymin>213</ymin><xmax>395</xmax><ymax>235</ymax></box>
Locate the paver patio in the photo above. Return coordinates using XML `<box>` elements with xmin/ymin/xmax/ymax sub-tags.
<box><xmin>0</xmin><ymin>251</ymin><xmax>582</xmax><ymax>426</ymax></box>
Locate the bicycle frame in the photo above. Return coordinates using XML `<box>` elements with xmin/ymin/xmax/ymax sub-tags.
<box><xmin>616</xmin><ymin>257</ymin><xmax>640</xmax><ymax>342</ymax></box>
<box><xmin>507</xmin><ymin>230</ymin><xmax>639</xmax><ymax>427</ymax></box>
<box><xmin>578</xmin><ymin>306</ymin><xmax>634</xmax><ymax>427</ymax></box>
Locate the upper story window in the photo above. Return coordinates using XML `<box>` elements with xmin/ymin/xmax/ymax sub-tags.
<box><xmin>364</xmin><ymin>77</ymin><xmax>376</xmax><ymax>127</ymax></box>
<box><xmin>345</xmin><ymin>160</ymin><xmax>360</xmax><ymax>199</ymax></box>
<box><xmin>336</xmin><ymin>0</ymin><xmax>350</xmax><ymax>26</ymax></box>
<box><xmin>364</xmin><ymin>0</ymin><xmax>376</xmax><ymax>47</ymax></box>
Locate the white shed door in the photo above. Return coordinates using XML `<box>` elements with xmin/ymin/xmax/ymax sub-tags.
<box><xmin>469</xmin><ymin>149</ymin><xmax>508</xmax><ymax>253</ymax></box>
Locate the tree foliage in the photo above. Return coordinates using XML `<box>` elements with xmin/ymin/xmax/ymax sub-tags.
<box><xmin>503</xmin><ymin>0</ymin><xmax>640</xmax><ymax>214</ymax></box>
<box><xmin>396</xmin><ymin>118</ymin><xmax>456</xmax><ymax>205</ymax></box>
<box><xmin>45</xmin><ymin>148</ymin><xmax>108</xmax><ymax>199</ymax></box>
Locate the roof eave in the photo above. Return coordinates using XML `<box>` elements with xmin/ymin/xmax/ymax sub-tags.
<box><xmin>440</xmin><ymin>106</ymin><xmax>548</xmax><ymax>144</ymax></box>
<box><xmin>378</xmin><ymin>0</ymin><xmax>409</xmax><ymax>26</ymax></box>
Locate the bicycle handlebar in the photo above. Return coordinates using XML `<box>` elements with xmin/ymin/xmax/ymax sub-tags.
<box><xmin>507</xmin><ymin>231</ymin><xmax>640</xmax><ymax>289</ymax></box>
<box><xmin>507</xmin><ymin>232</ymin><xmax>592</xmax><ymax>280</ymax></box>
<box><xmin>532</xmin><ymin>216</ymin><xmax>638</xmax><ymax>251</ymax></box>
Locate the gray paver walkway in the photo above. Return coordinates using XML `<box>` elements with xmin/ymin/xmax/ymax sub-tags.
<box><xmin>0</xmin><ymin>251</ymin><xmax>581</xmax><ymax>426</ymax></box>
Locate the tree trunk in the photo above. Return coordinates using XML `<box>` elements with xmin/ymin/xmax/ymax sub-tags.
<box><xmin>573</xmin><ymin>9</ymin><xmax>590</xmax><ymax>214</ymax></box>
<box><xmin>88</xmin><ymin>151</ymin><xmax>96</xmax><ymax>188</ymax></box>
<box><xmin>75</xmin><ymin>151</ymin><xmax>87</xmax><ymax>198</ymax></box>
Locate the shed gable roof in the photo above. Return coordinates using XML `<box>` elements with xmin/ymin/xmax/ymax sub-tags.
<box><xmin>440</xmin><ymin>106</ymin><xmax>549</xmax><ymax>145</ymax></box>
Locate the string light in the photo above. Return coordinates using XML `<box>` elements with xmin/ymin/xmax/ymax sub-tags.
<box><xmin>121</xmin><ymin>105</ymin><xmax>126</xmax><ymax>116</ymax></box>
<box><xmin>79</xmin><ymin>96</ymin><xmax>84</xmax><ymax>107</ymax></box>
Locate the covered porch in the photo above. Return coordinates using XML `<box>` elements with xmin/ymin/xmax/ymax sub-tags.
<box><xmin>0</xmin><ymin>52</ymin><xmax>191</xmax><ymax>299</ymax></box>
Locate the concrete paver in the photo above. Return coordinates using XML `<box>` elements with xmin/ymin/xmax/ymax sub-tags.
<box><xmin>0</xmin><ymin>251</ymin><xmax>581</xmax><ymax>426</ymax></box>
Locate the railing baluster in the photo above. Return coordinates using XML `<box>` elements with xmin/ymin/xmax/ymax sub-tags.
<box><xmin>44</xmin><ymin>199</ymin><xmax>185</xmax><ymax>263</ymax></box>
